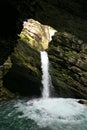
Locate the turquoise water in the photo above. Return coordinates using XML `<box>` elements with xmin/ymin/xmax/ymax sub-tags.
<box><xmin>0</xmin><ymin>98</ymin><xmax>87</xmax><ymax>130</ymax></box>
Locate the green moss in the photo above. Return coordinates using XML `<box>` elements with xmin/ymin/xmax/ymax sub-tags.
<box><xmin>18</xmin><ymin>33</ymin><xmax>35</xmax><ymax>45</ymax></box>
<box><xmin>62</xmin><ymin>73</ymin><xmax>74</xmax><ymax>82</ymax></box>
<box><xmin>14</xmin><ymin>50</ymin><xmax>39</xmax><ymax>76</ymax></box>
<box><xmin>54</xmin><ymin>78</ymin><xmax>67</xmax><ymax>88</ymax></box>
<box><xmin>65</xmin><ymin>51</ymin><xmax>78</xmax><ymax>57</ymax></box>
<box><xmin>18</xmin><ymin>32</ymin><xmax>44</xmax><ymax>51</ymax></box>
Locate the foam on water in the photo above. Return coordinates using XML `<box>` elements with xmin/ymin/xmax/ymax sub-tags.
<box><xmin>14</xmin><ymin>98</ymin><xmax>87</xmax><ymax>129</ymax></box>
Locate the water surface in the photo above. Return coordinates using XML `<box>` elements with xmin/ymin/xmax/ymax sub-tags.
<box><xmin>0</xmin><ymin>98</ymin><xmax>87</xmax><ymax>130</ymax></box>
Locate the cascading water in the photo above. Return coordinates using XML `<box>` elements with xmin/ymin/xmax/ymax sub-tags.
<box><xmin>0</xmin><ymin>31</ymin><xmax>87</xmax><ymax>130</ymax></box>
<box><xmin>40</xmin><ymin>51</ymin><xmax>51</xmax><ymax>98</ymax></box>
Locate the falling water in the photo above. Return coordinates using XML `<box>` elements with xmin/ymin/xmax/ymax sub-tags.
<box><xmin>40</xmin><ymin>51</ymin><xmax>51</xmax><ymax>98</ymax></box>
<box><xmin>1</xmin><ymin>52</ymin><xmax>87</xmax><ymax>130</ymax></box>
<box><xmin>0</xmin><ymin>27</ymin><xmax>87</xmax><ymax>130</ymax></box>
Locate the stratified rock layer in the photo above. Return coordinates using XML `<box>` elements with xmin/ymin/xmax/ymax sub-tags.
<box><xmin>3</xmin><ymin>19</ymin><xmax>55</xmax><ymax>97</ymax></box>
<box><xmin>0</xmin><ymin>0</ymin><xmax>87</xmax><ymax>100</ymax></box>
<box><xmin>48</xmin><ymin>32</ymin><xmax>87</xmax><ymax>99</ymax></box>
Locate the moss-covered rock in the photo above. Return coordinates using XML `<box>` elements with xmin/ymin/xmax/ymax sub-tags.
<box><xmin>3</xmin><ymin>38</ymin><xmax>41</xmax><ymax>97</ymax></box>
<box><xmin>3</xmin><ymin>19</ymin><xmax>56</xmax><ymax>98</ymax></box>
<box><xmin>0</xmin><ymin>0</ymin><xmax>87</xmax><ymax>101</ymax></box>
<box><xmin>19</xmin><ymin>19</ymin><xmax>56</xmax><ymax>51</ymax></box>
<box><xmin>0</xmin><ymin>57</ymin><xmax>15</xmax><ymax>101</ymax></box>
<box><xmin>48</xmin><ymin>32</ymin><xmax>87</xmax><ymax>99</ymax></box>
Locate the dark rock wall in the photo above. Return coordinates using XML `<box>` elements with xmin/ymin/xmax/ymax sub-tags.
<box><xmin>3</xmin><ymin>35</ymin><xmax>42</xmax><ymax>97</ymax></box>
<box><xmin>0</xmin><ymin>1</ymin><xmax>20</xmax><ymax>65</ymax></box>
<box><xmin>0</xmin><ymin>0</ymin><xmax>87</xmax><ymax>64</ymax></box>
<box><xmin>48</xmin><ymin>32</ymin><xmax>87</xmax><ymax>99</ymax></box>
<box><xmin>0</xmin><ymin>0</ymin><xmax>87</xmax><ymax>99</ymax></box>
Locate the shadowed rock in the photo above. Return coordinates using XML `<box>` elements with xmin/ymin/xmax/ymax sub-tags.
<box><xmin>78</xmin><ymin>100</ymin><xmax>87</xmax><ymax>106</ymax></box>
<box><xmin>48</xmin><ymin>32</ymin><xmax>87</xmax><ymax>99</ymax></box>
<box><xmin>3</xmin><ymin>19</ymin><xmax>56</xmax><ymax>97</ymax></box>
<box><xmin>0</xmin><ymin>0</ymin><xmax>87</xmax><ymax>100</ymax></box>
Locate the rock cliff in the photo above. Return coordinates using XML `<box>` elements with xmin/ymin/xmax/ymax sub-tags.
<box><xmin>0</xmin><ymin>0</ymin><xmax>87</xmax><ymax>100</ymax></box>
<box><xmin>48</xmin><ymin>32</ymin><xmax>87</xmax><ymax>99</ymax></box>
<box><xmin>3</xmin><ymin>19</ymin><xmax>55</xmax><ymax>98</ymax></box>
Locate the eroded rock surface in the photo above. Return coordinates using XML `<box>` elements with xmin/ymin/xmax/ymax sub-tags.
<box><xmin>3</xmin><ymin>19</ymin><xmax>56</xmax><ymax>97</ymax></box>
<box><xmin>0</xmin><ymin>0</ymin><xmax>87</xmax><ymax>100</ymax></box>
<box><xmin>0</xmin><ymin>57</ymin><xmax>15</xmax><ymax>101</ymax></box>
<box><xmin>48</xmin><ymin>32</ymin><xmax>87</xmax><ymax>99</ymax></box>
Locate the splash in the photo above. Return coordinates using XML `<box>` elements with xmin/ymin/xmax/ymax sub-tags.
<box><xmin>14</xmin><ymin>98</ymin><xmax>87</xmax><ymax>130</ymax></box>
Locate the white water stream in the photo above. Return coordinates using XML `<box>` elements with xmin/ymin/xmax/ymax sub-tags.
<box><xmin>40</xmin><ymin>51</ymin><xmax>51</xmax><ymax>98</ymax></box>
<box><xmin>0</xmin><ymin>24</ymin><xmax>87</xmax><ymax>130</ymax></box>
<box><xmin>13</xmin><ymin>51</ymin><xmax>87</xmax><ymax>130</ymax></box>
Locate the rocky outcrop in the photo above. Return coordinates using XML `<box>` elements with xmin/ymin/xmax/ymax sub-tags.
<box><xmin>3</xmin><ymin>19</ymin><xmax>56</xmax><ymax>97</ymax></box>
<box><xmin>3</xmin><ymin>44</ymin><xmax>42</xmax><ymax>97</ymax></box>
<box><xmin>20</xmin><ymin>19</ymin><xmax>51</xmax><ymax>51</ymax></box>
<box><xmin>0</xmin><ymin>0</ymin><xmax>87</xmax><ymax>69</ymax></box>
<box><xmin>1</xmin><ymin>18</ymin><xmax>87</xmax><ymax>100</ymax></box>
<box><xmin>0</xmin><ymin>57</ymin><xmax>15</xmax><ymax>101</ymax></box>
<box><xmin>48</xmin><ymin>32</ymin><xmax>87</xmax><ymax>99</ymax></box>
<box><xmin>78</xmin><ymin>99</ymin><xmax>87</xmax><ymax>106</ymax></box>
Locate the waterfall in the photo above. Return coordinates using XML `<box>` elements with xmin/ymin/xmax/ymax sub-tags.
<box><xmin>40</xmin><ymin>51</ymin><xmax>52</xmax><ymax>98</ymax></box>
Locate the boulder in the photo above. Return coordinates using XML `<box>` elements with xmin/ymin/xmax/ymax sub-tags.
<box><xmin>78</xmin><ymin>100</ymin><xmax>87</xmax><ymax>106</ymax></box>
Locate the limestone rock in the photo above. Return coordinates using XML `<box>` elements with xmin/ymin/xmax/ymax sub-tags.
<box><xmin>1</xmin><ymin>19</ymin><xmax>56</xmax><ymax>98</ymax></box>
<box><xmin>3</xmin><ymin>19</ymin><xmax>56</xmax><ymax>97</ymax></box>
<box><xmin>3</xmin><ymin>41</ymin><xmax>41</xmax><ymax>97</ymax></box>
<box><xmin>48</xmin><ymin>32</ymin><xmax>87</xmax><ymax>99</ymax></box>
<box><xmin>20</xmin><ymin>19</ymin><xmax>56</xmax><ymax>51</ymax></box>
<box><xmin>0</xmin><ymin>0</ymin><xmax>87</xmax><ymax>100</ymax></box>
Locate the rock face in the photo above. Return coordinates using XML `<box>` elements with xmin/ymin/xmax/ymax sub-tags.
<box><xmin>21</xmin><ymin>19</ymin><xmax>50</xmax><ymax>50</ymax></box>
<box><xmin>0</xmin><ymin>0</ymin><xmax>87</xmax><ymax>100</ymax></box>
<box><xmin>3</xmin><ymin>43</ymin><xmax>42</xmax><ymax>97</ymax></box>
<box><xmin>48</xmin><ymin>32</ymin><xmax>87</xmax><ymax>99</ymax></box>
<box><xmin>0</xmin><ymin>57</ymin><xmax>15</xmax><ymax>101</ymax></box>
<box><xmin>3</xmin><ymin>19</ymin><xmax>55</xmax><ymax>97</ymax></box>
<box><xmin>1</xmin><ymin>18</ymin><xmax>87</xmax><ymax>100</ymax></box>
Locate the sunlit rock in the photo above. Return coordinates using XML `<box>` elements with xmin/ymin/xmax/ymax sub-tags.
<box><xmin>19</xmin><ymin>19</ymin><xmax>56</xmax><ymax>51</ymax></box>
<box><xmin>3</xmin><ymin>19</ymin><xmax>56</xmax><ymax>97</ymax></box>
<box><xmin>0</xmin><ymin>0</ymin><xmax>87</xmax><ymax>101</ymax></box>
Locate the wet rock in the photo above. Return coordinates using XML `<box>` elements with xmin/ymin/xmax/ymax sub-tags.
<box><xmin>0</xmin><ymin>57</ymin><xmax>14</xmax><ymax>101</ymax></box>
<box><xmin>48</xmin><ymin>32</ymin><xmax>87</xmax><ymax>99</ymax></box>
<box><xmin>3</xmin><ymin>19</ymin><xmax>56</xmax><ymax>97</ymax></box>
<box><xmin>0</xmin><ymin>0</ymin><xmax>87</xmax><ymax>100</ymax></box>
<box><xmin>78</xmin><ymin>100</ymin><xmax>87</xmax><ymax>106</ymax></box>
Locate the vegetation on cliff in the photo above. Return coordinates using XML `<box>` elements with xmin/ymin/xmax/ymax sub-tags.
<box><xmin>48</xmin><ymin>32</ymin><xmax>87</xmax><ymax>99</ymax></box>
<box><xmin>0</xmin><ymin>0</ymin><xmax>87</xmax><ymax>100</ymax></box>
<box><xmin>2</xmin><ymin>19</ymin><xmax>55</xmax><ymax>98</ymax></box>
